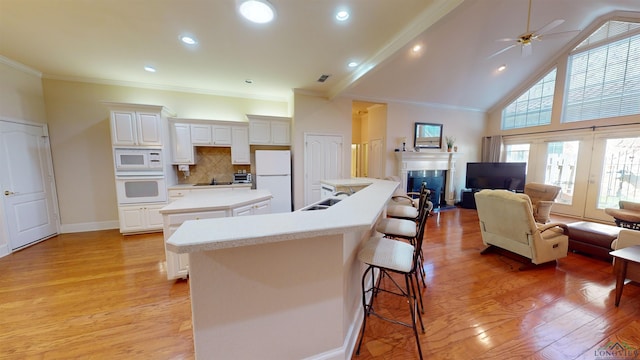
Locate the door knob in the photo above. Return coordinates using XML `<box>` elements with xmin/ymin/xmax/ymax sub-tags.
<box><xmin>4</xmin><ymin>190</ymin><xmax>15</xmax><ymax>196</ymax></box>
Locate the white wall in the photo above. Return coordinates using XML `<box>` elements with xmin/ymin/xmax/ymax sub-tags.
<box><xmin>42</xmin><ymin>79</ymin><xmax>288</xmax><ymax>231</ymax></box>
<box><xmin>386</xmin><ymin>101</ymin><xmax>486</xmax><ymax>201</ymax></box>
<box><xmin>0</xmin><ymin>60</ymin><xmax>48</xmax><ymax>255</ymax></box>
<box><xmin>292</xmin><ymin>92</ymin><xmax>352</xmax><ymax>210</ymax></box>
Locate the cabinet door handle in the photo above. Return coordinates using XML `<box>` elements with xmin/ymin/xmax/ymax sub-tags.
<box><xmin>4</xmin><ymin>190</ymin><xmax>15</xmax><ymax>196</ymax></box>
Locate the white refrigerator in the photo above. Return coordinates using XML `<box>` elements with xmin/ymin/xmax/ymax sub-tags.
<box><xmin>255</xmin><ymin>150</ymin><xmax>292</xmax><ymax>213</ymax></box>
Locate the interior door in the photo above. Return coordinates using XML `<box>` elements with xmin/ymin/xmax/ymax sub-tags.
<box><xmin>0</xmin><ymin>120</ymin><xmax>58</xmax><ymax>251</ymax></box>
<box><xmin>304</xmin><ymin>134</ymin><xmax>343</xmax><ymax>206</ymax></box>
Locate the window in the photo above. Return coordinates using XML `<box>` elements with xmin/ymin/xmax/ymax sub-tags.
<box><xmin>505</xmin><ymin>143</ymin><xmax>530</xmax><ymax>163</ymax></box>
<box><xmin>563</xmin><ymin>21</ymin><xmax>640</xmax><ymax>122</ymax></box>
<box><xmin>543</xmin><ymin>141</ymin><xmax>579</xmax><ymax>205</ymax></box>
<box><xmin>598</xmin><ymin>137</ymin><xmax>640</xmax><ymax>208</ymax></box>
<box><xmin>501</xmin><ymin>69</ymin><xmax>556</xmax><ymax>130</ymax></box>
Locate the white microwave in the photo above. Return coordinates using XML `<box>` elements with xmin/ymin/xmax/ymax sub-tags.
<box><xmin>114</xmin><ymin>148</ymin><xmax>163</xmax><ymax>174</ymax></box>
<box><xmin>115</xmin><ymin>176</ymin><xmax>167</xmax><ymax>204</ymax></box>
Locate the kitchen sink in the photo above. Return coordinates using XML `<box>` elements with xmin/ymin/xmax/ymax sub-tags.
<box><xmin>194</xmin><ymin>181</ymin><xmax>234</xmax><ymax>186</ymax></box>
<box><xmin>317</xmin><ymin>198</ymin><xmax>342</xmax><ymax>206</ymax></box>
<box><xmin>300</xmin><ymin>198</ymin><xmax>342</xmax><ymax>211</ymax></box>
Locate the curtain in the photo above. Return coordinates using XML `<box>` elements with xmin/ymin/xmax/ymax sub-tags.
<box><xmin>481</xmin><ymin>135</ymin><xmax>503</xmax><ymax>162</ymax></box>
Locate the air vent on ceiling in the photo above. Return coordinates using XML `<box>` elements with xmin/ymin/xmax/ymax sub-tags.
<box><xmin>317</xmin><ymin>74</ymin><xmax>330</xmax><ymax>83</ymax></box>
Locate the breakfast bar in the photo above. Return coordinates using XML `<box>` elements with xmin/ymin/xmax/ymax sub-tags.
<box><xmin>166</xmin><ymin>178</ymin><xmax>398</xmax><ymax>359</ymax></box>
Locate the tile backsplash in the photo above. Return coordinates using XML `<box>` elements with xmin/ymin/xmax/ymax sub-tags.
<box><xmin>177</xmin><ymin>147</ymin><xmax>250</xmax><ymax>185</ymax></box>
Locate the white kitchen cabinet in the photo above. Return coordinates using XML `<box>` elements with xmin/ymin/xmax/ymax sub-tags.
<box><xmin>232</xmin><ymin>199</ymin><xmax>271</xmax><ymax>216</ymax></box>
<box><xmin>110</xmin><ymin>110</ymin><xmax>163</xmax><ymax>146</ymax></box>
<box><xmin>271</xmin><ymin>120</ymin><xmax>290</xmax><ymax>145</ymax></box>
<box><xmin>170</xmin><ymin>123</ymin><xmax>195</xmax><ymax>164</ymax></box>
<box><xmin>163</xmin><ymin>209</ymin><xmax>228</xmax><ymax>279</ymax></box>
<box><xmin>190</xmin><ymin>123</ymin><xmax>231</xmax><ymax>146</ymax></box>
<box><xmin>118</xmin><ymin>203</ymin><xmax>166</xmax><ymax>233</ymax></box>
<box><xmin>231</xmin><ymin>125</ymin><xmax>250</xmax><ymax>164</ymax></box>
<box><xmin>248</xmin><ymin>115</ymin><xmax>291</xmax><ymax>145</ymax></box>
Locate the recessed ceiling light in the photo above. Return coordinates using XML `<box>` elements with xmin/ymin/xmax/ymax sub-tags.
<box><xmin>180</xmin><ymin>35</ymin><xmax>198</xmax><ymax>45</ymax></box>
<box><xmin>497</xmin><ymin>64</ymin><xmax>507</xmax><ymax>72</ymax></box>
<box><xmin>238</xmin><ymin>0</ymin><xmax>275</xmax><ymax>24</ymax></box>
<box><xmin>412</xmin><ymin>44</ymin><xmax>422</xmax><ymax>53</ymax></box>
<box><xmin>348</xmin><ymin>62</ymin><xmax>358</xmax><ymax>68</ymax></box>
<box><xmin>144</xmin><ymin>65</ymin><xmax>156</xmax><ymax>73</ymax></box>
<box><xmin>336</xmin><ymin>10</ymin><xmax>350</xmax><ymax>21</ymax></box>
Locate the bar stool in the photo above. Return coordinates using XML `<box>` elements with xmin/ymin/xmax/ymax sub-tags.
<box><xmin>377</xmin><ymin>183</ymin><xmax>431</xmax><ymax>288</ymax></box>
<box><xmin>355</xmin><ymin>201</ymin><xmax>429</xmax><ymax>360</ymax></box>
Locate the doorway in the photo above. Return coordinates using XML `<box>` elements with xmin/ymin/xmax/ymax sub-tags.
<box><xmin>303</xmin><ymin>133</ymin><xmax>343</xmax><ymax>206</ymax></box>
<box><xmin>504</xmin><ymin>128</ymin><xmax>640</xmax><ymax>223</ymax></box>
<box><xmin>0</xmin><ymin>120</ymin><xmax>59</xmax><ymax>255</ymax></box>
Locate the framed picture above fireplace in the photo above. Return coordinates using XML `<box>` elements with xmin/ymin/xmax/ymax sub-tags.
<box><xmin>414</xmin><ymin>122</ymin><xmax>443</xmax><ymax>149</ymax></box>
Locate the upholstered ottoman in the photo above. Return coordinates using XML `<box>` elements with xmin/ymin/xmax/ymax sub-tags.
<box><xmin>566</xmin><ymin>221</ymin><xmax>621</xmax><ymax>260</ymax></box>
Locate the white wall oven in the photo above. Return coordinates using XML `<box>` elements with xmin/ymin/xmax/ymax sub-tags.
<box><xmin>115</xmin><ymin>176</ymin><xmax>167</xmax><ymax>204</ymax></box>
<box><xmin>114</xmin><ymin>148</ymin><xmax>163</xmax><ymax>175</ymax></box>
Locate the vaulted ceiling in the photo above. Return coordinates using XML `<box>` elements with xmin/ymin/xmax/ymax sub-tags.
<box><xmin>2</xmin><ymin>0</ymin><xmax>639</xmax><ymax>113</ymax></box>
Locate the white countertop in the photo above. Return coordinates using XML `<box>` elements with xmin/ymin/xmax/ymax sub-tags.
<box><xmin>168</xmin><ymin>183</ymin><xmax>252</xmax><ymax>190</ymax></box>
<box><xmin>159</xmin><ymin>189</ymin><xmax>272</xmax><ymax>214</ymax></box>
<box><xmin>166</xmin><ymin>178</ymin><xmax>398</xmax><ymax>253</ymax></box>
<box><xmin>320</xmin><ymin>177</ymin><xmax>373</xmax><ymax>187</ymax></box>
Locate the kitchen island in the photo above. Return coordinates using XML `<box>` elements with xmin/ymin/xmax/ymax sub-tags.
<box><xmin>166</xmin><ymin>178</ymin><xmax>398</xmax><ymax>359</ymax></box>
<box><xmin>160</xmin><ymin>189</ymin><xmax>272</xmax><ymax>280</ymax></box>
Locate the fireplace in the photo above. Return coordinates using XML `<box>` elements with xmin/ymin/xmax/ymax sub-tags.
<box><xmin>407</xmin><ymin>170</ymin><xmax>446</xmax><ymax>208</ymax></box>
<box><xmin>395</xmin><ymin>152</ymin><xmax>457</xmax><ymax>207</ymax></box>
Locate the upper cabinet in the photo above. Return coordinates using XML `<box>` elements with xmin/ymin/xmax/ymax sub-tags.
<box><xmin>169</xmin><ymin>119</ymin><xmax>250</xmax><ymax>165</ymax></box>
<box><xmin>247</xmin><ymin>115</ymin><xmax>291</xmax><ymax>145</ymax></box>
<box><xmin>231</xmin><ymin>125</ymin><xmax>250</xmax><ymax>165</ymax></box>
<box><xmin>190</xmin><ymin>123</ymin><xmax>232</xmax><ymax>146</ymax></box>
<box><xmin>170</xmin><ymin>122</ymin><xmax>196</xmax><ymax>164</ymax></box>
<box><xmin>106</xmin><ymin>104</ymin><xmax>174</xmax><ymax>147</ymax></box>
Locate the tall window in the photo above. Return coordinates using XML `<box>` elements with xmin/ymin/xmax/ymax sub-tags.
<box><xmin>598</xmin><ymin>137</ymin><xmax>640</xmax><ymax>208</ymax></box>
<box><xmin>545</xmin><ymin>141</ymin><xmax>579</xmax><ymax>205</ymax></box>
<box><xmin>563</xmin><ymin>21</ymin><xmax>640</xmax><ymax>122</ymax></box>
<box><xmin>501</xmin><ymin>69</ymin><xmax>556</xmax><ymax>130</ymax></box>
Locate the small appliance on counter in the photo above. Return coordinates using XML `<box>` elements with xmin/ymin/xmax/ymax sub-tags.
<box><xmin>233</xmin><ymin>172</ymin><xmax>252</xmax><ymax>184</ymax></box>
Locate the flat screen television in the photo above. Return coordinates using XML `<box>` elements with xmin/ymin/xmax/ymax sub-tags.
<box><xmin>465</xmin><ymin>162</ymin><xmax>526</xmax><ymax>192</ymax></box>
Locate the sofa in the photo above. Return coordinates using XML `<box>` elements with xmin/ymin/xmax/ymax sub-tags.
<box><xmin>474</xmin><ymin>189</ymin><xmax>569</xmax><ymax>267</ymax></box>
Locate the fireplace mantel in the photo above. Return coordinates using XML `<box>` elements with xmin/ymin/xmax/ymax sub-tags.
<box><xmin>395</xmin><ymin>151</ymin><xmax>457</xmax><ymax>205</ymax></box>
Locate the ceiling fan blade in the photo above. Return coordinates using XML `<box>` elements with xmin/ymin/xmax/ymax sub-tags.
<box><xmin>535</xmin><ymin>19</ymin><xmax>565</xmax><ymax>36</ymax></box>
<box><xmin>496</xmin><ymin>37</ymin><xmax>518</xmax><ymax>42</ymax></box>
<box><xmin>537</xmin><ymin>29</ymin><xmax>581</xmax><ymax>40</ymax></box>
<box><xmin>522</xmin><ymin>42</ymin><xmax>533</xmax><ymax>57</ymax></box>
<box><xmin>488</xmin><ymin>44</ymin><xmax>517</xmax><ymax>59</ymax></box>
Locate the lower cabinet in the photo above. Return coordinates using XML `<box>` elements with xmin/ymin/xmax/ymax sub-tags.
<box><xmin>118</xmin><ymin>204</ymin><xmax>165</xmax><ymax>233</ymax></box>
<box><xmin>232</xmin><ymin>199</ymin><xmax>271</xmax><ymax>216</ymax></box>
<box><xmin>163</xmin><ymin>209</ymin><xmax>228</xmax><ymax>280</ymax></box>
<box><xmin>162</xmin><ymin>197</ymin><xmax>272</xmax><ymax>280</ymax></box>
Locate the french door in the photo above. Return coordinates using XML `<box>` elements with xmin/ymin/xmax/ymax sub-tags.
<box><xmin>504</xmin><ymin>128</ymin><xmax>640</xmax><ymax>223</ymax></box>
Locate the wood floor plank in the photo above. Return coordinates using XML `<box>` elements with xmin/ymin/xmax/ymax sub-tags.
<box><xmin>1</xmin><ymin>209</ymin><xmax>639</xmax><ymax>359</ymax></box>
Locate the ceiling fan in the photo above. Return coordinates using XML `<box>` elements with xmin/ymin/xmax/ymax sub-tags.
<box><xmin>489</xmin><ymin>0</ymin><xmax>580</xmax><ymax>58</ymax></box>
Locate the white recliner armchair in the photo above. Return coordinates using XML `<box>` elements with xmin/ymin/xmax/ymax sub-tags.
<box><xmin>474</xmin><ymin>189</ymin><xmax>569</xmax><ymax>268</ymax></box>
<box><xmin>611</xmin><ymin>229</ymin><xmax>640</xmax><ymax>283</ymax></box>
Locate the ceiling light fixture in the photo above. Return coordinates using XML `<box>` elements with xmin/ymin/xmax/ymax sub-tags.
<box><xmin>497</xmin><ymin>64</ymin><xmax>507</xmax><ymax>72</ymax></box>
<box><xmin>238</xmin><ymin>0</ymin><xmax>275</xmax><ymax>24</ymax></box>
<box><xmin>144</xmin><ymin>65</ymin><xmax>156</xmax><ymax>73</ymax></box>
<box><xmin>348</xmin><ymin>62</ymin><xmax>358</xmax><ymax>68</ymax></box>
<box><xmin>180</xmin><ymin>35</ymin><xmax>198</xmax><ymax>45</ymax></box>
<box><xmin>412</xmin><ymin>44</ymin><xmax>422</xmax><ymax>53</ymax></box>
<box><xmin>336</xmin><ymin>10</ymin><xmax>350</xmax><ymax>21</ymax></box>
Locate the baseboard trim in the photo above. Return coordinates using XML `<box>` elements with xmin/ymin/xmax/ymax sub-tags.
<box><xmin>60</xmin><ymin>220</ymin><xmax>119</xmax><ymax>234</ymax></box>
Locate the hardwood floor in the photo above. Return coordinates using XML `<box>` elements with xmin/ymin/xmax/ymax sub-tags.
<box><xmin>0</xmin><ymin>208</ymin><xmax>638</xmax><ymax>359</ymax></box>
